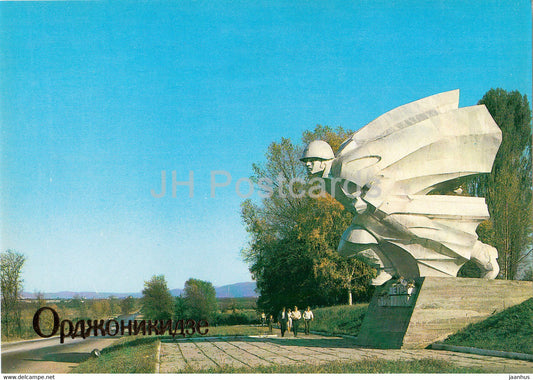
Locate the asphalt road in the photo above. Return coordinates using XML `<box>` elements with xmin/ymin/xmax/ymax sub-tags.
<box><xmin>1</xmin><ymin>313</ymin><xmax>139</xmax><ymax>374</ymax></box>
<box><xmin>1</xmin><ymin>335</ymin><xmax>119</xmax><ymax>373</ymax></box>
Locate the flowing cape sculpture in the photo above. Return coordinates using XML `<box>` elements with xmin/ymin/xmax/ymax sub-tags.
<box><xmin>301</xmin><ymin>90</ymin><xmax>502</xmax><ymax>285</ymax></box>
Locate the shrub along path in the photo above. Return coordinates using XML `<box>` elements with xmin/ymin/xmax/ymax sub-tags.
<box><xmin>158</xmin><ymin>332</ymin><xmax>533</xmax><ymax>373</ymax></box>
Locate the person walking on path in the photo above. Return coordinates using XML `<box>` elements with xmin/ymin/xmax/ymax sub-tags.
<box><xmin>277</xmin><ymin>307</ymin><xmax>288</xmax><ymax>337</ymax></box>
<box><xmin>303</xmin><ymin>306</ymin><xmax>314</xmax><ymax>335</ymax></box>
<box><xmin>261</xmin><ymin>312</ymin><xmax>266</xmax><ymax>326</ymax></box>
<box><xmin>287</xmin><ymin>308</ymin><xmax>292</xmax><ymax>333</ymax></box>
<box><xmin>291</xmin><ymin>306</ymin><xmax>302</xmax><ymax>337</ymax></box>
<box><xmin>268</xmin><ymin>315</ymin><xmax>274</xmax><ymax>334</ymax></box>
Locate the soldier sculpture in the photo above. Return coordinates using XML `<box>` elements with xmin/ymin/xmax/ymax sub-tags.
<box><xmin>301</xmin><ymin>90</ymin><xmax>501</xmax><ymax>285</ymax></box>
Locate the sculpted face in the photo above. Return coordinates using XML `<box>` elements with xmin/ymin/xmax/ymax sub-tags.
<box><xmin>305</xmin><ymin>159</ymin><xmax>326</xmax><ymax>175</ymax></box>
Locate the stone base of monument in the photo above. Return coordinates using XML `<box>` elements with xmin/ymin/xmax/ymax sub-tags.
<box><xmin>356</xmin><ymin>277</ymin><xmax>533</xmax><ymax>349</ymax></box>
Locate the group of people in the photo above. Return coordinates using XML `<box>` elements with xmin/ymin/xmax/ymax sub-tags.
<box><xmin>276</xmin><ymin>306</ymin><xmax>314</xmax><ymax>337</ymax></box>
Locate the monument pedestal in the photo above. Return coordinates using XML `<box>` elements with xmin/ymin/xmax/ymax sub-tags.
<box><xmin>356</xmin><ymin>277</ymin><xmax>533</xmax><ymax>349</ymax></box>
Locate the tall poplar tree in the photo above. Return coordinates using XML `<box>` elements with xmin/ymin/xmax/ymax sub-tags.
<box><xmin>468</xmin><ymin>89</ymin><xmax>532</xmax><ymax>279</ymax></box>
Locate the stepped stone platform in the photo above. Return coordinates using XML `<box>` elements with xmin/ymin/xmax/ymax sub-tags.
<box><xmin>356</xmin><ymin>277</ymin><xmax>533</xmax><ymax>349</ymax></box>
<box><xmin>158</xmin><ymin>334</ymin><xmax>533</xmax><ymax>373</ymax></box>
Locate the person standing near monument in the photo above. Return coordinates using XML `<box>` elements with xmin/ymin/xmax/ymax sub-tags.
<box><xmin>291</xmin><ymin>306</ymin><xmax>302</xmax><ymax>337</ymax></box>
<box><xmin>277</xmin><ymin>307</ymin><xmax>288</xmax><ymax>337</ymax></box>
<box><xmin>303</xmin><ymin>306</ymin><xmax>314</xmax><ymax>335</ymax></box>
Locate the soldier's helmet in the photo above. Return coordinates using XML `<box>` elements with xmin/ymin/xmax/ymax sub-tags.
<box><xmin>300</xmin><ymin>140</ymin><xmax>334</xmax><ymax>162</ymax></box>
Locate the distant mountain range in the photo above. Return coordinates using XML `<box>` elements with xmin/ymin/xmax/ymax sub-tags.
<box><xmin>21</xmin><ymin>281</ymin><xmax>258</xmax><ymax>300</ymax></box>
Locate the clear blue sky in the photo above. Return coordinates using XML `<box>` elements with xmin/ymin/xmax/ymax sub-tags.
<box><xmin>1</xmin><ymin>0</ymin><xmax>531</xmax><ymax>293</ymax></box>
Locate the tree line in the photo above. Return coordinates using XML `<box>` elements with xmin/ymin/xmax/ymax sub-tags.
<box><xmin>140</xmin><ymin>275</ymin><xmax>219</xmax><ymax>323</ymax></box>
<box><xmin>140</xmin><ymin>276</ymin><xmax>260</xmax><ymax>326</ymax></box>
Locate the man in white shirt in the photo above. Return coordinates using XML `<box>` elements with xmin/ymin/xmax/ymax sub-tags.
<box><xmin>303</xmin><ymin>306</ymin><xmax>314</xmax><ymax>335</ymax></box>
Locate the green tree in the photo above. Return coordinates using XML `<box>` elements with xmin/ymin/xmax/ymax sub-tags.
<box><xmin>174</xmin><ymin>295</ymin><xmax>186</xmax><ymax>319</ymax></box>
<box><xmin>108</xmin><ymin>296</ymin><xmax>122</xmax><ymax>316</ymax></box>
<box><xmin>466</xmin><ymin>89</ymin><xmax>532</xmax><ymax>279</ymax></box>
<box><xmin>182</xmin><ymin>278</ymin><xmax>218</xmax><ymax>321</ymax></box>
<box><xmin>120</xmin><ymin>296</ymin><xmax>136</xmax><ymax>315</ymax></box>
<box><xmin>241</xmin><ymin>125</ymin><xmax>375</xmax><ymax>314</ymax></box>
<box><xmin>1</xmin><ymin>250</ymin><xmax>25</xmax><ymax>337</ymax></box>
<box><xmin>141</xmin><ymin>275</ymin><xmax>174</xmax><ymax>320</ymax></box>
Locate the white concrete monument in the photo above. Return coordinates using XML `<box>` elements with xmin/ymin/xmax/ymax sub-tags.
<box><xmin>301</xmin><ymin>90</ymin><xmax>502</xmax><ymax>285</ymax></box>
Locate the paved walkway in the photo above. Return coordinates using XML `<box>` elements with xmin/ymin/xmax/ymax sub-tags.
<box><xmin>159</xmin><ymin>333</ymin><xmax>533</xmax><ymax>373</ymax></box>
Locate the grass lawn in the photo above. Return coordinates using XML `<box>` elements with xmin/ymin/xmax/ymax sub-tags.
<box><xmin>190</xmin><ymin>358</ymin><xmax>488</xmax><ymax>374</ymax></box>
<box><xmin>442</xmin><ymin>297</ymin><xmax>533</xmax><ymax>354</ymax></box>
<box><xmin>312</xmin><ymin>303</ymin><xmax>368</xmax><ymax>336</ymax></box>
<box><xmin>70</xmin><ymin>337</ymin><xmax>159</xmax><ymax>373</ymax></box>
